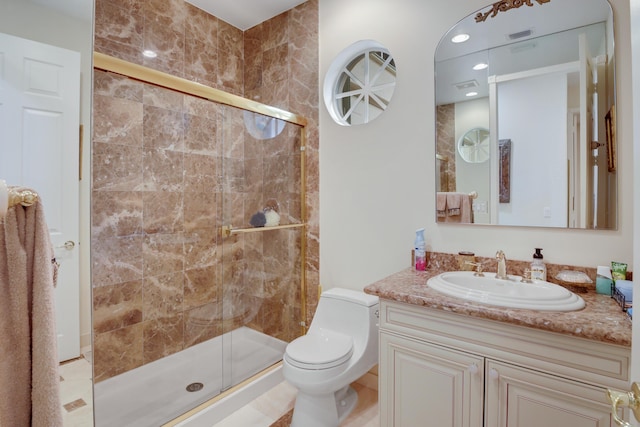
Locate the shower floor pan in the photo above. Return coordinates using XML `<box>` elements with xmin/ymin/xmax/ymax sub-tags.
<box><xmin>94</xmin><ymin>326</ymin><xmax>287</xmax><ymax>427</ymax></box>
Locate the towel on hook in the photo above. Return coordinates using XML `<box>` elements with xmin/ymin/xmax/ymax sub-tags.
<box><xmin>446</xmin><ymin>193</ymin><xmax>464</xmax><ymax>217</ymax></box>
<box><xmin>0</xmin><ymin>189</ymin><xmax>63</xmax><ymax>427</ymax></box>
<box><xmin>437</xmin><ymin>192</ymin><xmax>473</xmax><ymax>223</ymax></box>
<box><xmin>436</xmin><ymin>192</ymin><xmax>447</xmax><ymax>218</ymax></box>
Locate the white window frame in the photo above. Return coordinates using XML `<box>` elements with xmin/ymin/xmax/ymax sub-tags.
<box><xmin>323</xmin><ymin>40</ymin><xmax>396</xmax><ymax>126</ymax></box>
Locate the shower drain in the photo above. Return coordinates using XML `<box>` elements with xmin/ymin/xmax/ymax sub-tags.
<box><xmin>186</xmin><ymin>382</ymin><xmax>204</xmax><ymax>392</ymax></box>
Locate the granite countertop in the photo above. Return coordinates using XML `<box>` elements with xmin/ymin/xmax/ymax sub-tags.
<box><xmin>364</xmin><ymin>267</ymin><xmax>632</xmax><ymax>347</ymax></box>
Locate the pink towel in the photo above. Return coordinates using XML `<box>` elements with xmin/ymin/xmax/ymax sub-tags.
<box><xmin>0</xmin><ymin>189</ymin><xmax>63</xmax><ymax>427</ymax></box>
<box><xmin>446</xmin><ymin>193</ymin><xmax>463</xmax><ymax>216</ymax></box>
<box><xmin>438</xmin><ymin>192</ymin><xmax>473</xmax><ymax>223</ymax></box>
<box><xmin>436</xmin><ymin>192</ymin><xmax>447</xmax><ymax>218</ymax></box>
<box><xmin>458</xmin><ymin>194</ymin><xmax>473</xmax><ymax>223</ymax></box>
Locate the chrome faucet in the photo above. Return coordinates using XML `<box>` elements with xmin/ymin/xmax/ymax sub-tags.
<box><xmin>496</xmin><ymin>250</ymin><xmax>508</xmax><ymax>279</ymax></box>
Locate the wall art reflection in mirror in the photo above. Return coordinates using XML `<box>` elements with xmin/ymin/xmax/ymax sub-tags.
<box><xmin>435</xmin><ymin>0</ymin><xmax>617</xmax><ymax>229</ymax></box>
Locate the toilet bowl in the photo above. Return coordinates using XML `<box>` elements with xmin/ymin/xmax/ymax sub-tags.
<box><xmin>283</xmin><ymin>288</ymin><xmax>379</xmax><ymax>427</ymax></box>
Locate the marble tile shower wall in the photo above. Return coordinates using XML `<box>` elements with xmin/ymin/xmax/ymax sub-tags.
<box><xmin>92</xmin><ymin>0</ymin><xmax>319</xmax><ymax>383</ymax></box>
<box><xmin>243</xmin><ymin>1</ymin><xmax>321</xmax><ymax>328</ymax></box>
<box><xmin>436</xmin><ymin>104</ymin><xmax>456</xmax><ymax>192</ymax></box>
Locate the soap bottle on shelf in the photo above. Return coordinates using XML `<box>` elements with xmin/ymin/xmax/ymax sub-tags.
<box><xmin>414</xmin><ymin>228</ymin><xmax>426</xmax><ymax>271</ymax></box>
<box><xmin>530</xmin><ymin>248</ymin><xmax>547</xmax><ymax>281</ymax></box>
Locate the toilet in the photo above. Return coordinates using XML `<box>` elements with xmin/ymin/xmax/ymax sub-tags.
<box><xmin>282</xmin><ymin>288</ymin><xmax>379</xmax><ymax>427</ymax></box>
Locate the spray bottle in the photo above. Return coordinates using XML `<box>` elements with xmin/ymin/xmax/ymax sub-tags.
<box><xmin>414</xmin><ymin>228</ymin><xmax>426</xmax><ymax>271</ymax></box>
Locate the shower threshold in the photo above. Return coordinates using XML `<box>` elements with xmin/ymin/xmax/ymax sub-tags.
<box><xmin>93</xmin><ymin>326</ymin><xmax>286</xmax><ymax>427</ymax></box>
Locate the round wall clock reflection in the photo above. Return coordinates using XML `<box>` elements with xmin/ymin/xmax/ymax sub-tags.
<box><xmin>458</xmin><ymin>127</ymin><xmax>490</xmax><ymax>163</ymax></box>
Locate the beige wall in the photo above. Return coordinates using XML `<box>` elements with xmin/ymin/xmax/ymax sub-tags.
<box><xmin>319</xmin><ymin>0</ymin><xmax>633</xmax><ymax>291</ymax></box>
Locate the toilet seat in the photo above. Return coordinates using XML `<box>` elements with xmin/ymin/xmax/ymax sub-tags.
<box><xmin>285</xmin><ymin>328</ymin><xmax>354</xmax><ymax>370</ymax></box>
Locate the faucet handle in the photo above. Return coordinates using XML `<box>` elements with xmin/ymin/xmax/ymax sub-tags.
<box><xmin>466</xmin><ymin>261</ymin><xmax>485</xmax><ymax>277</ymax></box>
<box><xmin>521</xmin><ymin>269</ymin><xmax>534</xmax><ymax>283</ymax></box>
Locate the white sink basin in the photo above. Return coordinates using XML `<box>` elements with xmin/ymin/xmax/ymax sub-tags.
<box><xmin>427</xmin><ymin>271</ymin><xmax>585</xmax><ymax>311</ymax></box>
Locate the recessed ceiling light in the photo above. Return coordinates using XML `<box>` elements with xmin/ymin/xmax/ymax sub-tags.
<box><xmin>143</xmin><ymin>50</ymin><xmax>157</xmax><ymax>58</ymax></box>
<box><xmin>451</xmin><ymin>34</ymin><xmax>470</xmax><ymax>43</ymax></box>
<box><xmin>473</xmin><ymin>63</ymin><xmax>488</xmax><ymax>70</ymax></box>
<box><xmin>466</xmin><ymin>91</ymin><xmax>478</xmax><ymax>97</ymax></box>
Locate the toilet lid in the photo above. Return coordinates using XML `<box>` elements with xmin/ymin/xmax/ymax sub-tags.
<box><xmin>285</xmin><ymin>328</ymin><xmax>354</xmax><ymax>369</ymax></box>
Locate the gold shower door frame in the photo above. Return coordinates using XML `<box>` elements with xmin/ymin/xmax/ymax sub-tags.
<box><xmin>93</xmin><ymin>52</ymin><xmax>308</xmax><ymax>424</ymax></box>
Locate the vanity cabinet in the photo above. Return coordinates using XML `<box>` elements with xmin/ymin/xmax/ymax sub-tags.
<box><xmin>485</xmin><ymin>360</ymin><xmax>612</xmax><ymax>426</ymax></box>
<box><xmin>380</xmin><ymin>332</ymin><xmax>484</xmax><ymax>426</ymax></box>
<box><xmin>379</xmin><ymin>300</ymin><xmax>630</xmax><ymax>427</ymax></box>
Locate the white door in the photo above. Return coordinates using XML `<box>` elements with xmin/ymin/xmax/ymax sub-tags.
<box><xmin>622</xmin><ymin>0</ymin><xmax>640</xmax><ymax>425</ymax></box>
<box><xmin>629</xmin><ymin>0</ymin><xmax>640</xmax><ymax>425</ymax></box>
<box><xmin>567</xmin><ymin>110</ymin><xmax>580</xmax><ymax>228</ymax></box>
<box><xmin>0</xmin><ymin>32</ymin><xmax>80</xmax><ymax>362</ymax></box>
<box><xmin>579</xmin><ymin>33</ymin><xmax>595</xmax><ymax>229</ymax></box>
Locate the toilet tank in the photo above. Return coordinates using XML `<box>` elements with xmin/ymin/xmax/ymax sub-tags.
<box><xmin>309</xmin><ymin>288</ymin><xmax>379</xmax><ymax>344</ymax></box>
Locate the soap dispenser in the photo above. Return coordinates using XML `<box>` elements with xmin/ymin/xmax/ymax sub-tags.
<box><xmin>414</xmin><ymin>228</ymin><xmax>426</xmax><ymax>271</ymax></box>
<box><xmin>530</xmin><ymin>248</ymin><xmax>547</xmax><ymax>281</ymax></box>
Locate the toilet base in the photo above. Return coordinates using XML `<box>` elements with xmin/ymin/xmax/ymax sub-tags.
<box><xmin>290</xmin><ymin>385</ymin><xmax>358</xmax><ymax>427</ymax></box>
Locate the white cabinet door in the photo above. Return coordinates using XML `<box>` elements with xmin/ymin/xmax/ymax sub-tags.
<box><xmin>485</xmin><ymin>359</ymin><xmax>613</xmax><ymax>427</ymax></box>
<box><xmin>380</xmin><ymin>331</ymin><xmax>484</xmax><ymax>427</ymax></box>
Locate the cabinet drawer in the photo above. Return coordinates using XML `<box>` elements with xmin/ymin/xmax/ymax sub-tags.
<box><xmin>380</xmin><ymin>300</ymin><xmax>629</xmax><ymax>388</ymax></box>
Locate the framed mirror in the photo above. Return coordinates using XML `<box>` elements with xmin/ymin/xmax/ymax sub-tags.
<box><xmin>435</xmin><ymin>0</ymin><xmax>617</xmax><ymax>229</ymax></box>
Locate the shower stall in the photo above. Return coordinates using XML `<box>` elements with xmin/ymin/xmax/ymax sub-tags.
<box><xmin>91</xmin><ymin>53</ymin><xmax>307</xmax><ymax>426</ymax></box>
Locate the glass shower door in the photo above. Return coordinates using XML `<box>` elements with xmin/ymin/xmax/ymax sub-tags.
<box><xmin>218</xmin><ymin>104</ymin><xmax>306</xmax><ymax>392</ymax></box>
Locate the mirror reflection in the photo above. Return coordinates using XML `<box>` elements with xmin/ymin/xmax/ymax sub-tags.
<box><xmin>458</xmin><ymin>127</ymin><xmax>490</xmax><ymax>163</ymax></box>
<box><xmin>435</xmin><ymin>0</ymin><xmax>616</xmax><ymax>229</ymax></box>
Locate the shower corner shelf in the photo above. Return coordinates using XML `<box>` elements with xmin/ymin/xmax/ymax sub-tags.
<box><xmin>221</xmin><ymin>223</ymin><xmax>306</xmax><ymax>237</ymax></box>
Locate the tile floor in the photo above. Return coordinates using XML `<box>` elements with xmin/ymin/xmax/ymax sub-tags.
<box><xmin>214</xmin><ymin>379</ymin><xmax>379</xmax><ymax>427</ymax></box>
<box><xmin>59</xmin><ymin>356</ymin><xmax>94</xmax><ymax>427</ymax></box>
<box><xmin>59</xmin><ymin>357</ymin><xmax>379</xmax><ymax>427</ymax></box>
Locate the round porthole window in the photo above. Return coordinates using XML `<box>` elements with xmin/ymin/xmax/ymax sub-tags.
<box><xmin>458</xmin><ymin>127</ymin><xmax>490</xmax><ymax>163</ymax></box>
<box><xmin>323</xmin><ymin>40</ymin><xmax>397</xmax><ymax>126</ymax></box>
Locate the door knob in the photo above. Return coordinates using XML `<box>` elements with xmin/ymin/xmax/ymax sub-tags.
<box><xmin>607</xmin><ymin>382</ymin><xmax>640</xmax><ymax>426</ymax></box>
<box><xmin>56</xmin><ymin>240</ymin><xmax>75</xmax><ymax>250</ymax></box>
